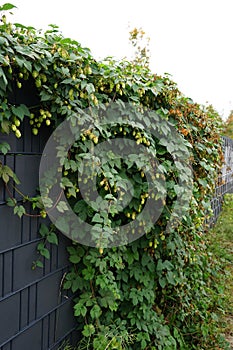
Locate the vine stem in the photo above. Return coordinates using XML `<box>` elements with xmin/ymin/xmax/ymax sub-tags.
<box><xmin>4</xmin><ymin>182</ymin><xmax>41</xmax><ymax>217</ymax></box>
<box><xmin>4</xmin><ymin>179</ymin><xmax>64</xmax><ymax>219</ymax></box>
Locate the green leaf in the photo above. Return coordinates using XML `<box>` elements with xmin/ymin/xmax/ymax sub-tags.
<box><xmin>13</xmin><ymin>205</ymin><xmax>26</xmax><ymax>218</ymax></box>
<box><xmin>141</xmin><ymin>253</ymin><xmax>151</xmax><ymax>267</ymax></box>
<box><xmin>56</xmin><ymin>200</ymin><xmax>68</xmax><ymax>213</ymax></box>
<box><xmin>81</xmin><ymin>80</ymin><xmax>87</xmax><ymax>90</ymax></box>
<box><xmin>82</xmin><ymin>266</ymin><xmax>95</xmax><ymax>280</ymax></box>
<box><xmin>71</xmin><ymin>278</ymin><xmax>81</xmax><ymax>292</ymax></box>
<box><xmin>40</xmin><ymin>91</ymin><xmax>51</xmax><ymax>101</ymax></box>
<box><xmin>69</xmin><ymin>254</ymin><xmax>81</xmax><ymax>264</ymax></box>
<box><xmin>90</xmin><ymin>304</ymin><xmax>102</xmax><ymax>319</ymax></box>
<box><xmin>6</xmin><ymin>197</ymin><xmax>17</xmax><ymax>207</ymax></box>
<box><xmin>39</xmin><ymin>247</ymin><xmax>50</xmax><ymax>260</ymax></box>
<box><xmin>0</xmin><ymin>67</ymin><xmax>7</xmax><ymax>91</ymax></box>
<box><xmin>63</xmin><ymin>280</ymin><xmax>72</xmax><ymax>290</ymax></box>
<box><xmin>12</xmin><ymin>172</ymin><xmax>20</xmax><ymax>184</ymax></box>
<box><xmin>0</xmin><ymin>3</ymin><xmax>17</xmax><ymax>11</ymax></box>
<box><xmin>1</xmin><ymin>120</ymin><xmax>10</xmax><ymax>133</ymax></box>
<box><xmin>85</xmin><ymin>83</ymin><xmax>95</xmax><ymax>94</ymax></box>
<box><xmin>61</xmin><ymin>177</ymin><xmax>74</xmax><ymax>188</ymax></box>
<box><xmin>2</xmin><ymin>171</ymin><xmax>9</xmax><ymax>183</ymax></box>
<box><xmin>82</xmin><ymin>324</ymin><xmax>95</xmax><ymax>337</ymax></box>
<box><xmin>166</xmin><ymin>271</ymin><xmax>177</xmax><ymax>286</ymax></box>
<box><xmin>104</xmin><ymin>193</ymin><xmax>116</xmax><ymax>201</ymax></box>
<box><xmin>47</xmin><ymin>232</ymin><xmax>58</xmax><ymax>245</ymax></box>
<box><xmin>73</xmin><ymin>199</ymin><xmax>86</xmax><ymax>213</ymax></box>
<box><xmin>0</xmin><ymin>37</ymin><xmax>6</xmax><ymax>45</ymax></box>
<box><xmin>163</xmin><ymin>260</ymin><xmax>174</xmax><ymax>270</ymax></box>
<box><xmin>92</xmin><ymin>213</ymin><xmax>103</xmax><ymax>223</ymax></box>
<box><xmin>159</xmin><ymin>277</ymin><xmax>166</xmax><ymax>288</ymax></box>
<box><xmin>61</xmin><ymin>78</ymin><xmax>73</xmax><ymax>84</ymax></box>
<box><xmin>74</xmin><ymin>303</ymin><xmax>87</xmax><ymax>317</ymax></box>
<box><xmin>11</xmin><ymin>104</ymin><xmax>30</xmax><ymax>121</ymax></box>
<box><xmin>67</xmin><ymin>187</ymin><xmax>76</xmax><ymax>198</ymax></box>
<box><xmin>35</xmin><ymin>260</ymin><xmax>44</xmax><ymax>268</ymax></box>
<box><xmin>39</xmin><ymin>223</ymin><xmax>49</xmax><ymax>237</ymax></box>
<box><xmin>15</xmin><ymin>56</ymin><xmax>24</xmax><ymax>68</ymax></box>
<box><xmin>23</xmin><ymin>60</ymin><xmax>32</xmax><ymax>72</ymax></box>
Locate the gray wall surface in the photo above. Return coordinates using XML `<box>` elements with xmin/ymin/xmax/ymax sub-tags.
<box><xmin>0</xmin><ymin>120</ymin><xmax>78</xmax><ymax>350</ymax></box>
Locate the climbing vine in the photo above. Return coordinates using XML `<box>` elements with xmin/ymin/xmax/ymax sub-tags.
<box><xmin>0</xmin><ymin>3</ymin><xmax>228</xmax><ymax>349</ymax></box>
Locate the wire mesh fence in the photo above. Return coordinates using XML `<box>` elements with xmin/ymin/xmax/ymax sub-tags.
<box><xmin>209</xmin><ymin>136</ymin><xmax>233</xmax><ymax>226</ymax></box>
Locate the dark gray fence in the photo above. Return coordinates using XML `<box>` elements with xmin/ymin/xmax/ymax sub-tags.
<box><xmin>209</xmin><ymin>136</ymin><xmax>233</xmax><ymax>225</ymax></box>
<box><xmin>0</xmin><ymin>121</ymin><xmax>78</xmax><ymax>350</ymax></box>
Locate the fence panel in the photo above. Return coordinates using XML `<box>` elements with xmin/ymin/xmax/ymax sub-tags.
<box><xmin>209</xmin><ymin>136</ymin><xmax>233</xmax><ymax>225</ymax></box>
<box><xmin>0</xmin><ymin>120</ymin><xmax>78</xmax><ymax>350</ymax></box>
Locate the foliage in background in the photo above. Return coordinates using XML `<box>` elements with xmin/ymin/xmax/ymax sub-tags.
<box><xmin>129</xmin><ymin>27</ymin><xmax>151</xmax><ymax>67</ymax></box>
<box><xmin>0</xmin><ymin>4</ymin><xmax>229</xmax><ymax>349</ymax></box>
<box><xmin>222</xmin><ymin>110</ymin><xmax>233</xmax><ymax>138</ymax></box>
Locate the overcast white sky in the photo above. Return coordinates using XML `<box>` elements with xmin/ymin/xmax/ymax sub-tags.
<box><xmin>4</xmin><ymin>0</ymin><xmax>233</xmax><ymax>120</ymax></box>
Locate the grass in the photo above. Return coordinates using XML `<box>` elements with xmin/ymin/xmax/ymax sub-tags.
<box><xmin>208</xmin><ymin>193</ymin><xmax>233</xmax><ymax>348</ymax></box>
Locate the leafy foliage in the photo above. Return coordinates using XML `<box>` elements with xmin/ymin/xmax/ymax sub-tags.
<box><xmin>223</xmin><ymin>110</ymin><xmax>233</xmax><ymax>138</ymax></box>
<box><xmin>0</xmin><ymin>4</ymin><xmax>228</xmax><ymax>349</ymax></box>
<box><xmin>32</xmin><ymin>223</ymin><xmax>58</xmax><ymax>269</ymax></box>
